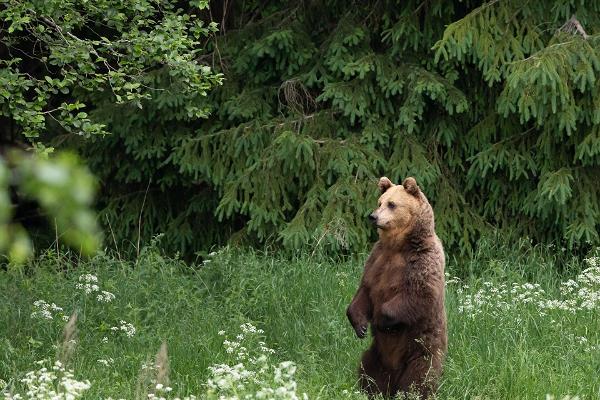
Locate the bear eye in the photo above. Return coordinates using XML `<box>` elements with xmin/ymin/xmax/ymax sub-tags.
<box><xmin>387</xmin><ymin>202</ymin><xmax>396</xmax><ymax>210</ymax></box>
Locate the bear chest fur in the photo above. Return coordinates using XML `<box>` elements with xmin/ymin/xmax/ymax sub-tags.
<box><xmin>364</xmin><ymin>251</ymin><xmax>407</xmax><ymax>308</ymax></box>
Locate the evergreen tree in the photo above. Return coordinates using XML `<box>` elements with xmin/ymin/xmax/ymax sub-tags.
<box><xmin>65</xmin><ymin>1</ymin><xmax>600</xmax><ymax>255</ymax></box>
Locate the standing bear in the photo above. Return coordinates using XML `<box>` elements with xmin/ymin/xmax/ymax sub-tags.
<box><xmin>347</xmin><ymin>177</ymin><xmax>447</xmax><ymax>399</ymax></box>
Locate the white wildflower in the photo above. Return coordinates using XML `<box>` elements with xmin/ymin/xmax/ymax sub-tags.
<box><xmin>97</xmin><ymin>358</ymin><xmax>114</xmax><ymax>367</ymax></box>
<box><xmin>30</xmin><ymin>300</ymin><xmax>64</xmax><ymax>320</ymax></box>
<box><xmin>240</xmin><ymin>323</ymin><xmax>263</xmax><ymax>334</ymax></box>
<box><xmin>3</xmin><ymin>360</ymin><xmax>90</xmax><ymax>399</ymax></box>
<box><xmin>584</xmin><ymin>256</ymin><xmax>599</xmax><ymax>268</ymax></box>
<box><xmin>206</xmin><ymin>323</ymin><xmax>305</xmax><ymax>400</ymax></box>
<box><xmin>76</xmin><ymin>274</ymin><xmax>100</xmax><ymax>294</ymax></box>
<box><xmin>141</xmin><ymin>361</ymin><xmax>158</xmax><ymax>371</ymax></box>
<box><xmin>110</xmin><ymin>320</ymin><xmax>136</xmax><ymax>338</ymax></box>
<box><xmin>96</xmin><ymin>291</ymin><xmax>116</xmax><ymax>303</ymax></box>
<box><xmin>79</xmin><ymin>274</ymin><xmax>98</xmax><ymax>283</ymax></box>
<box><xmin>444</xmin><ymin>272</ymin><xmax>461</xmax><ymax>285</ymax></box>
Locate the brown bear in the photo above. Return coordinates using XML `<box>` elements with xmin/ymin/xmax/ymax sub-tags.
<box><xmin>346</xmin><ymin>176</ymin><xmax>447</xmax><ymax>399</ymax></box>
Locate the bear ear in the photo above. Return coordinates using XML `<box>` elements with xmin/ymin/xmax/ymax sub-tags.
<box><xmin>402</xmin><ymin>177</ymin><xmax>420</xmax><ymax>196</ymax></box>
<box><xmin>378</xmin><ymin>177</ymin><xmax>394</xmax><ymax>193</ymax></box>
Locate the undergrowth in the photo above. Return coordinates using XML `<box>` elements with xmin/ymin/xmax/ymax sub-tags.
<box><xmin>0</xmin><ymin>240</ymin><xmax>599</xmax><ymax>399</ymax></box>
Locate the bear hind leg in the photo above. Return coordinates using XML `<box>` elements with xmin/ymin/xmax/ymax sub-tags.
<box><xmin>397</xmin><ymin>356</ymin><xmax>441</xmax><ymax>400</ymax></box>
<box><xmin>359</xmin><ymin>347</ymin><xmax>397</xmax><ymax>398</ymax></box>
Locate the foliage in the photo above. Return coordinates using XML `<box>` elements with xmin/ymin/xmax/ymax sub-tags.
<box><xmin>0</xmin><ymin>0</ymin><xmax>223</xmax><ymax>258</ymax></box>
<box><xmin>0</xmin><ymin>0</ymin><xmax>221</xmax><ymax>139</ymax></box>
<box><xmin>0</xmin><ymin>150</ymin><xmax>100</xmax><ymax>263</ymax></box>
<box><xmin>1</xmin><ymin>244</ymin><xmax>600</xmax><ymax>398</ymax></box>
<box><xmin>55</xmin><ymin>1</ymin><xmax>599</xmax><ymax>256</ymax></box>
<box><xmin>434</xmin><ymin>2</ymin><xmax>600</xmax><ymax>248</ymax></box>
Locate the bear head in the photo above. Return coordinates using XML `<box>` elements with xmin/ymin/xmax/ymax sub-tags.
<box><xmin>369</xmin><ymin>176</ymin><xmax>435</xmax><ymax>245</ymax></box>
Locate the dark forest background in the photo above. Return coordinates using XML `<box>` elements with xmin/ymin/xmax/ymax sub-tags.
<box><xmin>2</xmin><ymin>0</ymin><xmax>600</xmax><ymax>260</ymax></box>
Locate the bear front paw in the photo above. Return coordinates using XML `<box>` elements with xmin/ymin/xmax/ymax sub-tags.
<box><xmin>354</xmin><ymin>324</ymin><xmax>368</xmax><ymax>339</ymax></box>
<box><xmin>347</xmin><ymin>311</ymin><xmax>368</xmax><ymax>339</ymax></box>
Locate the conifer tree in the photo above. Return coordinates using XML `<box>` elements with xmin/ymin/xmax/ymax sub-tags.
<box><xmin>63</xmin><ymin>1</ymin><xmax>600</xmax><ymax>255</ymax></box>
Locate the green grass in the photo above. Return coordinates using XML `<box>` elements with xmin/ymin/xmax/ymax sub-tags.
<box><xmin>1</xmin><ymin>241</ymin><xmax>599</xmax><ymax>399</ymax></box>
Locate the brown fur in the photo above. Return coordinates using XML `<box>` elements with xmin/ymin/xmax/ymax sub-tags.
<box><xmin>347</xmin><ymin>177</ymin><xmax>447</xmax><ymax>399</ymax></box>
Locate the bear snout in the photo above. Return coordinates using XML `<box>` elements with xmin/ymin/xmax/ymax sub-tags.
<box><xmin>368</xmin><ymin>213</ymin><xmax>377</xmax><ymax>223</ymax></box>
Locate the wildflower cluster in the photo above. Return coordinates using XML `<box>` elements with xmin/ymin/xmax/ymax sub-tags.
<box><xmin>147</xmin><ymin>383</ymin><xmax>175</xmax><ymax>400</ymax></box>
<box><xmin>206</xmin><ymin>323</ymin><xmax>307</xmax><ymax>400</ymax></box>
<box><xmin>455</xmin><ymin>255</ymin><xmax>600</xmax><ymax>356</ymax></box>
<box><xmin>75</xmin><ymin>274</ymin><xmax>99</xmax><ymax>294</ymax></box>
<box><xmin>202</xmin><ymin>251</ymin><xmax>220</xmax><ymax>266</ymax></box>
<box><xmin>110</xmin><ymin>320</ymin><xmax>136</xmax><ymax>338</ymax></box>
<box><xmin>444</xmin><ymin>272</ymin><xmax>461</xmax><ymax>286</ymax></box>
<box><xmin>129</xmin><ymin>324</ymin><xmax>303</xmax><ymax>400</ymax></box>
<box><xmin>584</xmin><ymin>256</ymin><xmax>599</xmax><ymax>268</ymax></box>
<box><xmin>457</xmin><ymin>256</ymin><xmax>600</xmax><ymax>318</ymax></box>
<box><xmin>457</xmin><ymin>282</ymin><xmax>545</xmax><ymax>317</ymax></box>
<box><xmin>97</xmin><ymin>291</ymin><xmax>116</xmax><ymax>303</ymax></box>
<box><xmin>97</xmin><ymin>358</ymin><xmax>114</xmax><ymax>367</ymax></box>
<box><xmin>30</xmin><ymin>300</ymin><xmax>66</xmax><ymax>321</ymax></box>
<box><xmin>3</xmin><ymin>360</ymin><xmax>90</xmax><ymax>400</ymax></box>
<box><xmin>564</xmin><ymin>334</ymin><xmax>600</xmax><ymax>353</ymax></box>
<box><xmin>545</xmin><ymin>260</ymin><xmax>600</xmax><ymax>312</ymax></box>
<box><xmin>135</xmin><ymin>361</ymin><xmax>182</xmax><ymax>400</ymax></box>
<box><xmin>75</xmin><ymin>274</ymin><xmax>115</xmax><ymax>303</ymax></box>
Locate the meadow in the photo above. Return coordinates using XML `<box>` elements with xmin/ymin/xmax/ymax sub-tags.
<box><xmin>1</xmin><ymin>239</ymin><xmax>599</xmax><ymax>399</ymax></box>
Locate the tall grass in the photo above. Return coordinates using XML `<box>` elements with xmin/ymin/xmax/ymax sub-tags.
<box><xmin>0</xmin><ymin>241</ymin><xmax>599</xmax><ymax>399</ymax></box>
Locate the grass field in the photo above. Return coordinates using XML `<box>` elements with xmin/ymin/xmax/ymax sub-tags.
<box><xmin>1</xmin><ymin>240</ymin><xmax>599</xmax><ymax>399</ymax></box>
